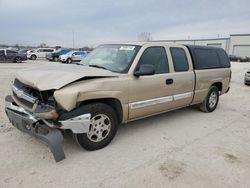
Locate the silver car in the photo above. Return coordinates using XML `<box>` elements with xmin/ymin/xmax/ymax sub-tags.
<box><xmin>27</xmin><ymin>48</ymin><xmax>55</xmax><ymax>60</ymax></box>
<box><xmin>59</xmin><ymin>51</ymin><xmax>88</xmax><ymax>63</ymax></box>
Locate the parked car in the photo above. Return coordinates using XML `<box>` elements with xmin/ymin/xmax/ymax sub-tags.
<box><xmin>229</xmin><ymin>55</ymin><xmax>250</xmax><ymax>62</ymax></box>
<box><xmin>27</xmin><ymin>48</ymin><xmax>55</xmax><ymax>60</ymax></box>
<box><xmin>46</xmin><ymin>48</ymin><xmax>71</xmax><ymax>62</ymax></box>
<box><xmin>241</xmin><ymin>56</ymin><xmax>250</xmax><ymax>62</ymax></box>
<box><xmin>59</xmin><ymin>51</ymin><xmax>88</xmax><ymax>63</ymax></box>
<box><xmin>245</xmin><ymin>70</ymin><xmax>250</xmax><ymax>85</ymax></box>
<box><xmin>18</xmin><ymin>49</ymin><xmax>29</xmax><ymax>55</ymax></box>
<box><xmin>0</xmin><ymin>49</ymin><xmax>27</xmax><ymax>63</ymax></box>
<box><xmin>5</xmin><ymin>43</ymin><xmax>231</xmax><ymax>162</ymax></box>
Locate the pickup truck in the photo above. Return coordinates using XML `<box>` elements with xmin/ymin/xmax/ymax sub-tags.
<box><xmin>5</xmin><ymin>42</ymin><xmax>231</xmax><ymax>162</ymax></box>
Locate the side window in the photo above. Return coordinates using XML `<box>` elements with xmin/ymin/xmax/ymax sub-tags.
<box><xmin>170</xmin><ymin>47</ymin><xmax>189</xmax><ymax>72</ymax></box>
<box><xmin>6</xmin><ymin>50</ymin><xmax>17</xmax><ymax>55</ymax></box>
<box><xmin>0</xmin><ymin>50</ymin><xmax>5</xmax><ymax>55</ymax></box>
<box><xmin>217</xmin><ymin>50</ymin><xmax>230</xmax><ymax>68</ymax></box>
<box><xmin>138</xmin><ymin>47</ymin><xmax>169</xmax><ymax>74</ymax></box>
<box><xmin>74</xmin><ymin>52</ymin><xmax>80</xmax><ymax>55</ymax></box>
<box><xmin>194</xmin><ymin>49</ymin><xmax>220</xmax><ymax>69</ymax></box>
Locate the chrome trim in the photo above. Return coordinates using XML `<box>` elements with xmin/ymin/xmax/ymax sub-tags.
<box><xmin>5</xmin><ymin>99</ymin><xmax>37</xmax><ymax>122</ymax></box>
<box><xmin>59</xmin><ymin>113</ymin><xmax>91</xmax><ymax>134</ymax></box>
<box><xmin>6</xmin><ymin>98</ymin><xmax>91</xmax><ymax>134</ymax></box>
<box><xmin>173</xmin><ymin>92</ymin><xmax>193</xmax><ymax>100</ymax></box>
<box><xmin>129</xmin><ymin>92</ymin><xmax>193</xmax><ymax>109</ymax></box>
<box><xmin>130</xmin><ymin>96</ymin><xmax>173</xmax><ymax>109</ymax></box>
<box><xmin>12</xmin><ymin>84</ymin><xmax>37</xmax><ymax>103</ymax></box>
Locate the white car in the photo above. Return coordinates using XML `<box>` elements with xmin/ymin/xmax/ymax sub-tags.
<box><xmin>27</xmin><ymin>48</ymin><xmax>55</xmax><ymax>60</ymax></box>
<box><xmin>59</xmin><ymin>51</ymin><xmax>88</xmax><ymax>63</ymax></box>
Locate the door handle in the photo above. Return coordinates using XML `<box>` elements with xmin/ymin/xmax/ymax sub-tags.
<box><xmin>166</xmin><ymin>78</ymin><xmax>173</xmax><ymax>85</ymax></box>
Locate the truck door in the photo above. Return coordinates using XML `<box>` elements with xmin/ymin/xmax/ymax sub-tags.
<box><xmin>168</xmin><ymin>47</ymin><xmax>195</xmax><ymax>108</ymax></box>
<box><xmin>128</xmin><ymin>46</ymin><xmax>174</xmax><ymax>120</ymax></box>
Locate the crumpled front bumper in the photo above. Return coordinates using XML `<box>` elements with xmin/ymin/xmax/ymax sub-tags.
<box><xmin>5</xmin><ymin>96</ymin><xmax>65</xmax><ymax>162</ymax></box>
<box><xmin>5</xmin><ymin>95</ymin><xmax>91</xmax><ymax>162</ymax></box>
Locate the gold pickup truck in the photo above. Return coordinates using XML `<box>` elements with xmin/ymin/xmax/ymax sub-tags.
<box><xmin>5</xmin><ymin>42</ymin><xmax>231</xmax><ymax>161</ymax></box>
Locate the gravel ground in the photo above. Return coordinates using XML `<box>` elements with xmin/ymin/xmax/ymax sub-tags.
<box><xmin>0</xmin><ymin>60</ymin><xmax>250</xmax><ymax>188</ymax></box>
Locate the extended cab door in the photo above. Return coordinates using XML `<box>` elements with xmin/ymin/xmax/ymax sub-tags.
<box><xmin>168</xmin><ymin>46</ymin><xmax>195</xmax><ymax>108</ymax></box>
<box><xmin>128</xmin><ymin>46</ymin><xmax>174</xmax><ymax>120</ymax></box>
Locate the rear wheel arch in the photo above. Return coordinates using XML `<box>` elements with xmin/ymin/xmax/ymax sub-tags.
<box><xmin>211</xmin><ymin>82</ymin><xmax>222</xmax><ymax>92</ymax></box>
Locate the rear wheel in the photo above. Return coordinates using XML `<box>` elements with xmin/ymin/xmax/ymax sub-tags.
<box><xmin>74</xmin><ymin>103</ymin><xmax>118</xmax><ymax>151</ymax></box>
<box><xmin>14</xmin><ymin>57</ymin><xmax>22</xmax><ymax>63</ymax></box>
<box><xmin>53</xmin><ymin>56</ymin><xmax>58</xmax><ymax>62</ymax></box>
<box><xmin>199</xmin><ymin>86</ymin><xmax>219</xmax><ymax>112</ymax></box>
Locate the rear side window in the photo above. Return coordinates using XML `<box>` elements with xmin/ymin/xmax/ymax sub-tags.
<box><xmin>138</xmin><ymin>47</ymin><xmax>169</xmax><ymax>74</ymax></box>
<box><xmin>170</xmin><ymin>48</ymin><xmax>189</xmax><ymax>72</ymax></box>
<box><xmin>217</xmin><ymin>50</ymin><xmax>230</xmax><ymax>68</ymax></box>
<box><xmin>44</xmin><ymin>49</ymin><xmax>54</xmax><ymax>52</ymax></box>
<box><xmin>194</xmin><ymin>49</ymin><xmax>220</xmax><ymax>69</ymax></box>
<box><xmin>6</xmin><ymin>50</ymin><xmax>17</xmax><ymax>55</ymax></box>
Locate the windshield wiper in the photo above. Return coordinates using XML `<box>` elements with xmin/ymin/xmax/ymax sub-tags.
<box><xmin>89</xmin><ymin>64</ymin><xmax>107</xmax><ymax>70</ymax></box>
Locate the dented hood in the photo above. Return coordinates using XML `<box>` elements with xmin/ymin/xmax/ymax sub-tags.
<box><xmin>15</xmin><ymin>64</ymin><xmax>119</xmax><ymax>91</ymax></box>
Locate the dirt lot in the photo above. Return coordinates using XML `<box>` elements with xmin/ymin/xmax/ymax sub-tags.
<box><xmin>0</xmin><ymin>60</ymin><xmax>250</xmax><ymax>188</ymax></box>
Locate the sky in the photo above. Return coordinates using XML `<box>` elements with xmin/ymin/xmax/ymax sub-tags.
<box><xmin>0</xmin><ymin>0</ymin><xmax>250</xmax><ymax>47</ymax></box>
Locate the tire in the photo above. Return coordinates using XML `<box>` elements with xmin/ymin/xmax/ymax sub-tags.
<box><xmin>66</xmin><ymin>58</ymin><xmax>72</xmax><ymax>64</ymax></box>
<box><xmin>199</xmin><ymin>86</ymin><xmax>219</xmax><ymax>113</ymax></box>
<box><xmin>14</xmin><ymin>57</ymin><xmax>22</xmax><ymax>63</ymax></box>
<box><xmin>31</xmin><ymin>55</ymin><xmax>37</xmax><ymax>60</ymax></box>
<box><xmin>53</xmin><ymin>56</ymin><xmax>58</xmax><ymax>62</ymax></box>
<box><xmin>72</xmin><ymin>103</ymin><xmax>118</xmax><ymax>151</ymax></box>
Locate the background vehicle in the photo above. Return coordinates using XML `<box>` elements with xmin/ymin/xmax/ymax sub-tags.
<box><xmin>229</xmin><ymin>55</ymin><xmax>250</xmax><ymax>62</ymax></box>
<box><xmin>0</xmin><ymin>49</ymin><xmax>27</xmax><ymax>63</ymax></box>
<box><xmin>59</xmin><ymin>51</ymin><xmax>88</xmax><ymax>63</ymax></box>
<box><xmin>5</xmin><ymin>43</ymin><xmax>231</xmax><ymax>161</ymax></box>
<box><xmin>18</xmin><ymin>49</ymin><xmax>28</xmax><ymax>55</ymax></box>
<box><xmin>46</xmin><ymin>48</ymin><xmax>70</xmax><ymax>62</ymax></box>
<box><xmin>27</xmin><ymin>48</ymin><xmax>55</xmax><ymax>60</ymax></box>
<box><xmin>245</xmin><ymin>71</ymin><xmax>250</xmax><ymax>85</ymax></box>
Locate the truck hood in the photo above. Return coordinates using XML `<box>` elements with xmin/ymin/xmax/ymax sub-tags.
<box><xmin>15</xmin><ymin>64</ymin><xmax>120</xmax><ymax>91</ymax></box>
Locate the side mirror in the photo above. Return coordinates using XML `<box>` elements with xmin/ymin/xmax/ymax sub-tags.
<box><xmin>134</xmin><ymin>64</ymin><xmax>155</xmax><ymax>77</ymax></box>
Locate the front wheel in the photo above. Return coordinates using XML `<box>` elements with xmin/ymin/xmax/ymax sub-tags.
<box><xmin>74</xmin><ymin>103</ymin><xmax>118</xmax><ymax>151</ymax></box>
<box><xmin>31</xmin><ymin>55</ymin><xmax>37</xmax><ymax>60</ymax></box>
<box><xmin>66</xmin><ymin>58</ymin><xmax>72</xmax><ymax>63</ymax></box>
<box><xmin>199</xmin><ymin>86</ymin><xmax>219</xmax><ymax>112</ymax></box>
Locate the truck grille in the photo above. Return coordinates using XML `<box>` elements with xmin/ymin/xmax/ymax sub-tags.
<box><xmin>12</xmin><ymin>79</ymin><xmax>40</xmax><ymax>110</ymax></box>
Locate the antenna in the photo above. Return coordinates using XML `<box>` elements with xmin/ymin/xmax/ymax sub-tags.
<box><xmin>72</xmin><ymin>30</ymin><xmax>75</xmax><ymax>49</ymax></box>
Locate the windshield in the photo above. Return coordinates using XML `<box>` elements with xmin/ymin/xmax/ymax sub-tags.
<box><xmin>79</xmin><ymin>44</ymin><xmax>140</xmax><ymax>73</ymax></box>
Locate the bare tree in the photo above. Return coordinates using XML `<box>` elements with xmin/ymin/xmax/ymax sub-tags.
<box><xmin>138</xmin><ymin>32</ymin><xmax>152</xmax><ymax>42</ymax></box>
<box><xmin>39</xmin><ymin>43</ymin><xmax>47</xmax><ymax>48</ymax></box>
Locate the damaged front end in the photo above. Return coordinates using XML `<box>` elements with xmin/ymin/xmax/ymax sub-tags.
<box><xmin>5</xmin><ymin>79</ymin><xmax>91</xmax><ymax>162</ymax></box>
